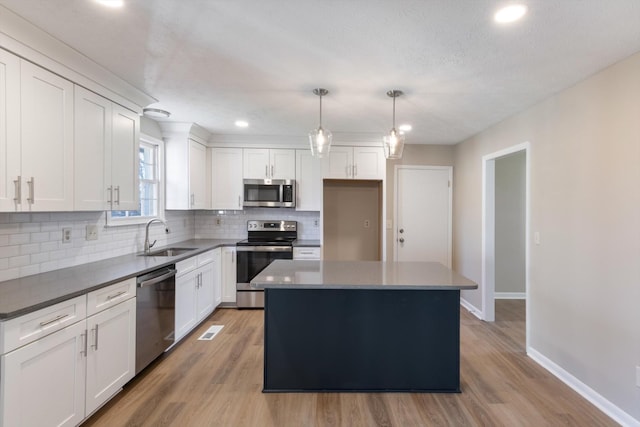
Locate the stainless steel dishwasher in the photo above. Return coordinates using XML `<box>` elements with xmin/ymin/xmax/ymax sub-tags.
<box><xmin>136</xmin><ymin>265</ymin><xmax>177</xmax><ymax>374</ymax></box>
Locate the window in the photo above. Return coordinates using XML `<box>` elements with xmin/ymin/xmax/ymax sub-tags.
<box><xmin>107</xmin><ymin>136</ymin><xmax>163</xmax><ymax>225</ymax></box>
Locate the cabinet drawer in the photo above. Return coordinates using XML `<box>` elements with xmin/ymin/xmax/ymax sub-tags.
<box><xmin>197</xmin><ymin>250</ymin><xmax>215</xmax><ymax>265</ymax></box>
<box><xmin>177</xmin><ymin>257</ymin><xmax>198</xmax><ymax>276</ymax></box>
<box><xmin>86</xmin><ymin>278</ymin><xmax>136</xmax><ymax>317</ymax></box>
<box><xmin>0</xmin><ymin>295</ymin><xmax>86</xmax><ymax>354</ymax></box>
<box><xmin>293</xmin><ymin>247</ymin><xmax>321</xmax><ymax>260</ymax></box>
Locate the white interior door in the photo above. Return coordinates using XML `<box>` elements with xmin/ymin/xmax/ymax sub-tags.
<box><xmin>395</xmin><ymin>166</ymin><xmax>452</xmax><ymax>267</ymax></box>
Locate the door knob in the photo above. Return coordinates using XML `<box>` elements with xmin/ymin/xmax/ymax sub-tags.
<box><xmin>399</xmin><ymin>237</ymin><xmax>405</xmax><ymax>243</ymax></box>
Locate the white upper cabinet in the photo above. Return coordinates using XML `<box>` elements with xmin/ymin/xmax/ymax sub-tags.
<box><xmin>323</xmin><ymin>146</ymin><xmax>385</xmax><ymax>180</ymax></box>
<box><xmin>211</xmin><ymin>147</ymin><xmax>243</xmax><ymax>210</ymax></box>
<box><xmin>19</xmin><ymin>60</ymin><xmax>74</xmax><ymax>211</ymax></box>
<box><xmin>164</xmin><ymin>123</ymin><xmax>211</xmax><ymax>210</ymax></box>
<box><xmin>243</xmin><ymin>148</ymin><xmax>295</xmax><ymax>180</ymax></box>
<box><xmin>0</xmin><ymin>50</ymin><xmax>20</xmax><ymax>211</ymax></box>
<box><xmin>295</xmin><ymin>149</ymin><xmax>322</xmax><ymax>211</ymax></box>
<box><xmin>74</xmin><ymin>86</ymin><xmax>139</xmax><ymax>211</ymax></box>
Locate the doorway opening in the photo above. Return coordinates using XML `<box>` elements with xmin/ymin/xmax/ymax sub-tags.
<box><xmin>482</xmin><ymin>142</ymin><xmax>530</xmax><ymax>349</ymax></box>
<box><xmin>323</xmin><ymin>180</ymin><xmax>382</xmax><ymax>261</ymax></box>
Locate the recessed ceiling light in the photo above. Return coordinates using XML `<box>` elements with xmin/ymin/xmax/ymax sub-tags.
<box><xmin>95</xmin><ymin>0</ymin><xmax>124</xmax><ymax>8</ymax></box>
<box><xmin>142</xmin><ymin>108</ymin><xmax>171</xmax><ymax>119</ymax></box>
<box><xmin>494</xmin><ymin>4</ymin><xmax>527</xmax><ymax>23</ymax></box>
<box><xmin>398</xmin><ymin>124</ymin><xmax>412</xmax><ymax>132</ymax></box>
<box><xmin>235</xmin><ymin>120</ymin><xmax>249</xmax><ymax>128</ymax></box>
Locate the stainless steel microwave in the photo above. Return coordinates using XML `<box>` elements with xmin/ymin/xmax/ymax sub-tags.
<box><xmin>243</xmin><ymin>179</ymin><xmax>296</xmax><ymax>208</ymax></box>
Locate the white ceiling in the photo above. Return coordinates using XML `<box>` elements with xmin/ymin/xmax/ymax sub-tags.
<box><xmin>2</xmin><ymin>0</ymin><xmax>640</xmax><ymax>145</ymax></box>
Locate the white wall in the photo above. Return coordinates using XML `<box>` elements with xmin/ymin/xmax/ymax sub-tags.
<box><xmin>495</xmin><ymin>151</ymin><xmax>526</xmax><ymax>294</ymax></box>
<box><xmin>453</xmin><ymin>53</ymin><xmax>640</xmax><ymax>421</ymax></box>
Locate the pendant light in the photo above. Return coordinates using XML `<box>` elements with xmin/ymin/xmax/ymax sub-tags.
<box><xmin>309</xmin><ymin>88</ymin><xmax>332</xmax><ymax>158</ymax></box>
<box><xmin>382</xmin><ymin>90</ymin><xmax>405</xmax><ymax>159</ymax></box>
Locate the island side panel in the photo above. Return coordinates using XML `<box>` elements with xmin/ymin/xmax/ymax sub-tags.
<box><xmin>263</xmin><ymin>288</ymin><xmax>461</xmax><ymax>392</ymax></box>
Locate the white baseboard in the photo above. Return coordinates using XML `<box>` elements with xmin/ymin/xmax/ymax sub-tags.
<box><xmin>494</xmin><ymin>292</ymin><xmax>526</xmax><ymax>299</ymax></box>
<box><xmin>527</xmin><ymin>348</ymin><xmax>640</xmax><ymax>427</ymax></box>
<box><xmin>460</xmin><ymin>298</ymin><xmax>483</xmax><ymax>320</ymax></box>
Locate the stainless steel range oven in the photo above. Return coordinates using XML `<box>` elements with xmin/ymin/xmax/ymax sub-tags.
<box><xmin>236</xmin><ymin>220</ymin><xmax>297</xmax><ymax>308</ymax></box>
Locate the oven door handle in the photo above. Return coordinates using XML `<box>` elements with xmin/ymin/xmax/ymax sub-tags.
<box><xmin>236</xmin><ymin>246</ymin><xmax>292</xmax><ymax>252</ymax></box>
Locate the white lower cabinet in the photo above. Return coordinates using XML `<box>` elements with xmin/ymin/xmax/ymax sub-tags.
<box><xmin>221</xmin><ymin>246</ymin><xmax>237</xmax><ymax>304</ymax></box>
<box><xmin>175</xmin><ymin>249</ymin><xmax>222</xmax><ymax>343</ymax></box>
<box><xmin>0</xmin><ymin>279</ymin><xmax>136</xmax><ymax>427</ymax></box>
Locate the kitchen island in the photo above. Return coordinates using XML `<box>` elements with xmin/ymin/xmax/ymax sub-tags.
<box><xmin>251</xmin><ymin>260</ymin><xmax>477</xmax><ymax>393</ymax></box>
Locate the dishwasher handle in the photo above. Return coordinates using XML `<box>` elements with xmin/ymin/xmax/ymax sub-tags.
<box><xmin>137</xmin><ymin>268</ymin><xmax>177</xmax><ymax>288</ymax></box>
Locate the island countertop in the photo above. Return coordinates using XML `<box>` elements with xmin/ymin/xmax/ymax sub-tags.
<box><xmin>251</xmin><ymin>260</ymin><xmax>478</xmax><ymax>290</ymax></box>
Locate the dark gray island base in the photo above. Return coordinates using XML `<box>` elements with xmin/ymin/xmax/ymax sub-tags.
<box><xmin>252</xmin><ymin>260</ymin><xmax>478</xmax><ymax>393</ymax></box>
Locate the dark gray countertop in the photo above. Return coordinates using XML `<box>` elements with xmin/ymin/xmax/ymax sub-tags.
<box><xmin>292</xmin><ymin>239</ymin><xmax>320</xmax><ymax>247</ymax></box>
<box><xmin>251</xmin><ymin>260</ymin><xmax>478</xmax><ymax>290</ymax></box>
<box><xmin>0</xmin><ymin>239</ymin><xmax>238</xmax><ymax>320</ymax></box>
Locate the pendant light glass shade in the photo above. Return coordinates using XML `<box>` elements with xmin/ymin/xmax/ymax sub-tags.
<box><xmin>382</xmin><ymin>90</ymin><xmax>405</xmax><ymax>159</ymax></box>
<box><xmin>309</xmin><ymin>88</ymin><xmax>332</xmax><ymax>158</ymax></box>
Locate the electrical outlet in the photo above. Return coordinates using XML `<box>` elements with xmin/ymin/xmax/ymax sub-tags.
<box><xmin>313</xmin><ymin>219</ymin><xmax>319</xmax><ymax>227</ymax></box>
<box><xmin>216</xmin><ymin>218</ymin><xmax>222</xmax><ymax>226</ymax></box>
<box><xmin>86</xmin><ymin>225</ymin><xmax>98</xmax><ymax>241</ymax></box>
<box><xmin>62</xmin><ymin>227</ymin><xmax>72</xmax><ymax>243</ymax></box>
<box><xmin>363</xmin><ymin>219</ymin><xmax>370</xmax><ymax>228</ymax></box>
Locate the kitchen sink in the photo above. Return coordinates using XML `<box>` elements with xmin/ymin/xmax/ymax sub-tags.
<box><xmin>142</xmin><ymin>247</ymin><xmax>197</xmax><ymax>257</ymax></box>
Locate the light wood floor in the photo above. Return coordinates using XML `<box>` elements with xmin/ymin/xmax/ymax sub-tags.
<box><xmin>83</xmin><ymin>300</ymin><xmax>616</xmax><ymax>427</ymax></box>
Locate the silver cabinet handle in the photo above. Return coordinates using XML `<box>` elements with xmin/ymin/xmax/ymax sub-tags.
<box><xmin>238</xmin><ymin>195</ymin><xmax>241</xmax><ymax>208</ymax></box>
<box><xmin>265</xmin><ymin>165</ymin><xmax>269</xmax><ymax>178</ymax></box>
<box><xmin>107</xmin><ymin>290</ymin><xmax>127</xmax><ymax>300</ymax></box>
<box><xmin>107</xmin><ymin>186</ymin><xmax>113</xmax><ymax>206</ymax></box>
<box><xmin>80</xmin><ymin>330</ymin><xmax>87</xmax><ymax>356</ymax></box>
<box><xmin>114</xmin><ymin>185</ymin><xmax>120</xmax><ymax>205</ymax></box>
<box><xmin>27</xmin><ymin>177</ymin><xmax>34</xmax><ymax>204</ymax></box>
<box><xmin>39</xmin><ymin>313</ymin><xmax>69</xmax><ymax>327</ymax></box>
<box><xmin>399</xmin><ymin>237</ymin><xmax>405</xmax><ymax>243</ymax></box>
<box><xmin>13</xmin><ymin>176</ymin><xmax>21</xmax><ymax>203</ymax></box>
<box><xmin>271</xmin><ymin>165</ymin><xmax>274</xmax><ymax>178</ymax></box>
<box><xmin>91</xmin><ymin>324</ymin><xmax>99</xmax><ymax>350</ymax></box>
<box><xmin>191</xmin><ymin>193</ymin><xmax>195</xmax><ymax>207</ymax></box>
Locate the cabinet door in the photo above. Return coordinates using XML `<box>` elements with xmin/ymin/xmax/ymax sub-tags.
<box><xmin>212</xmin><ymin>248</ymin><xmax>222</xmax><ymax>308</ymax></box>
<box><xmin>221</xmin><ymin>247</ymin><xmax>237</xmax><ymax>303</ymax></box>
<box><xmin>0</xmin><ymin>50</ymin><xmax>21</xmax><ymax>211</ymax></box>
<box><xmin>270</xmin><ymin>149</ymin><xmax>295</xmax><ymax>179</ymax></box>
<box><xmin>111</xmin><ymin>104</ymin><xmax>140</xmax><ymax>211</ymax></box>
<box><xmin>189</xmin><ymin>139</ymin><xmax>208</xmax><ymax>209</ymax></box>
<box><xmin>85</xmin><ymin>297</ymin><xmax>136</xmax><ymax>415</ymax></box>
<box><xmin>175</xmin><ymin>270</ymin><xmax>198</xmax><ymax>342</ymax></box>
<box><xmin>211</xmin><ymin>148</ymin><xmax>243</xmax><ymax>210</ymax></box>
<box><xmin>74</xmin><ymin>86</ymin><xmax>111</xmax><ymax>211</ymax></box>
<box><xmin>353</xmin><ymin>146</ymin><xmax>385</xmax><ymax>180</ymax></box>
<box><xmin>322</xmin><ymin>146</ymin><xmax>353</xmax><ymax>179</ymax></box>
<box><xmin>1</xmin><ymin>320</ymin><xmax>86</xmax><ymax>427</ymax></box>
<box><xmin>20</xmin><ymin>60</ymin><xmax>74</xmax><ymax>211</ymax></box>
<box><xmin>196</xmin><ymin>263</ymin><xmax>215</xmax><ymax>321</ymax></box>
<box><xmin>295</xmin><ymin>149</ymin><xmax>322</xmax><ymax>211</ymax></box>
<box><xmin>243</xmin><ymin>148</ymin><xmax>270</xmax><ymax>179</ymax></box>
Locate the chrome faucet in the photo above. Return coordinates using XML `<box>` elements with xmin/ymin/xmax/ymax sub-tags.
<box><xmin>144</xmin><ymin>218</ymin><xmax>170</xmax><ymax>254</ymax></box>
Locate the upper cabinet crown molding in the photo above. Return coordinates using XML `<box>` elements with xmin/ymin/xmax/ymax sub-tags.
<box><xmin>0</xmin><ymin>6</ymin><xmax>154</xmax><ymax>112</ymax></box>
<box><xmin>159</xmin><ymin>122</ymin><xmax>210</xmax><ymax>145</ymax></box>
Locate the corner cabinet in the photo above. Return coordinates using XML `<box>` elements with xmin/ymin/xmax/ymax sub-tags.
<box><xmin>163</xmin><ymin>123</ymin><xmax>212</xmax><ymax>210</ymax></box>
<box><xmin>0</xmin><ymin>279</ymin><xmax>136</xmax><ymax>426</ymax></box>
<box><xmin>322</xmin><ymin>146</ymin><xmax>386</xmax><ymax>180</ymax></box>
<box><xmin>295</xmin><ymin>149</ymin><xmax>322</xmax><ymax>211</ymax></box>
<box><xmin>211</xmin><ymin>147</ymin><xmax>243</xmax><ymax>210</ymax></box>
<box><xmin>243</xmin><ymin>148</ymin><xmax>295</xmax><ymax>180</ymax></box>
<box><xmin>1</xmin><ymin>58</ymin><xmax>75</xmax><ymax>212</ymax></box>
<box><xmin>74</xmin><ymin>86</ymin><xmax>139</xmax><ymax>211</ymax></box>
<box><xmin>174</xmin><ymin>249</ymin><xmax>221</xmax><ymax>343</ymax></box>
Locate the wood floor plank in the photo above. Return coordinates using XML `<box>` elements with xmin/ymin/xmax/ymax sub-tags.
<box><xmin>82</xmin><ymin>300</ymin><xmax>617</xmax><ymax>427</ymax></box>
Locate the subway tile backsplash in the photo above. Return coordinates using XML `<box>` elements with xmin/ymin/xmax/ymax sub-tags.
<box><xmin>0</xmin><ymin>209</ymin><xmax>319</xmax><ymax>282</ymax></box>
